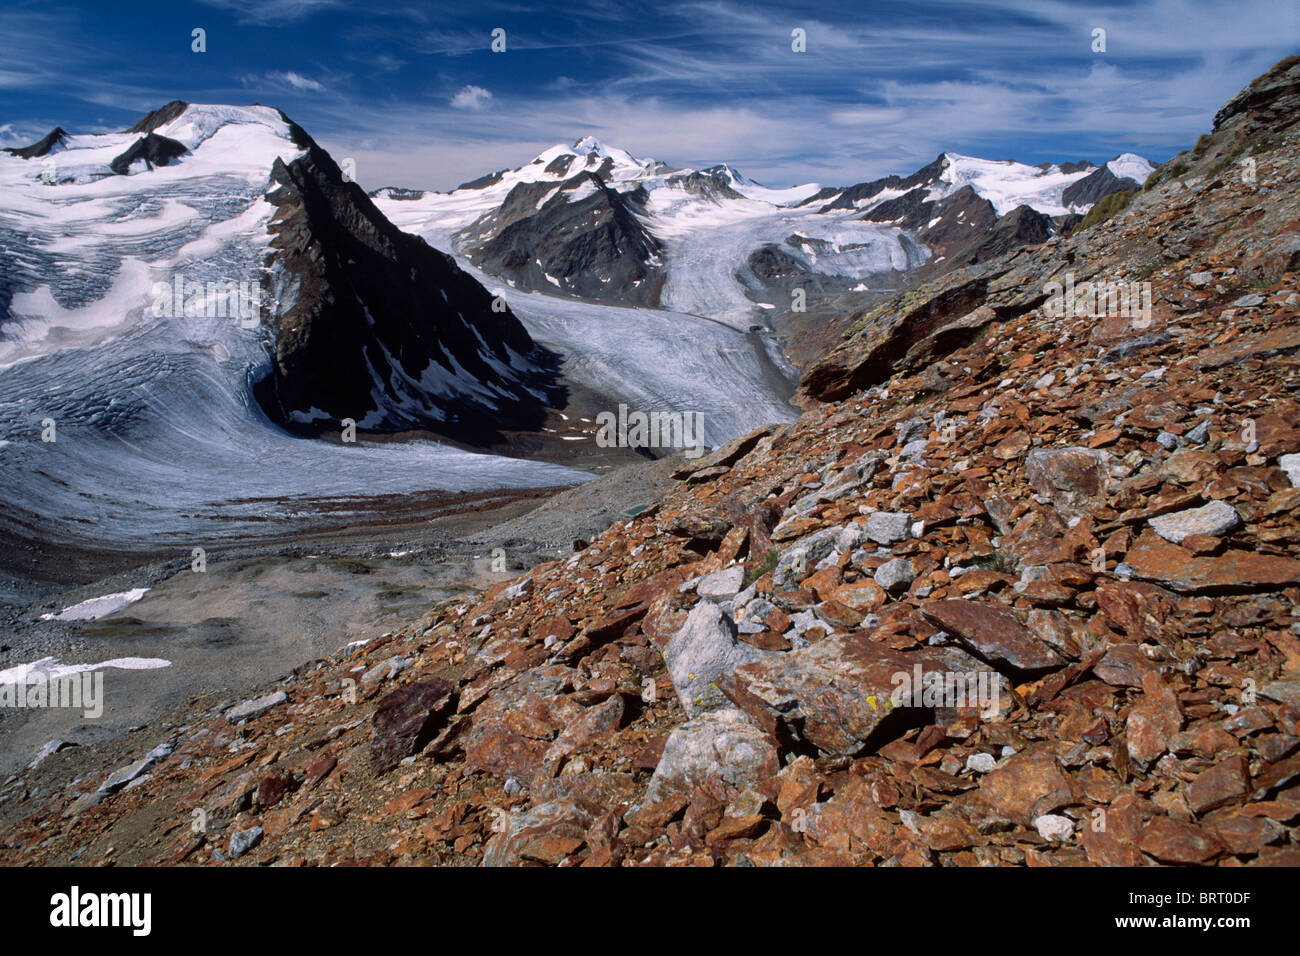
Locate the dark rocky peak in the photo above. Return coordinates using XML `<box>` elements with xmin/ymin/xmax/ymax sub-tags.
<box><xmin>368</xmin><ymin>186</ymin><xmax>426</xmax><ymax>201</ymax></box>
<box><xmin>916</xmin><ymin>185</ymin><xmax>998</xmax><ymax>260</ymax></box>
<box><xmin>858</xmin><ymin>186</ymin><xmax>933</xmax><ymax>229</ymax></box>
<box><xmin>1061</xmin><ymin>164</ymin><xmax>1140</xmax><ymax>208</ymax></box>
<box><xmin>454</xmin><ymin>168</ymin><xmax>507</xmax><ymax>191</ymax></box>
<box><xmin>801</xmin><ymin>153</ymin><xmax>951</xmax><ymax>213</ymax></box>
<box><xmin>255</xmin><ymin>111</ymin><xmax>561</xmax><ymax>441</ymax></box>
<box><xmin>666</xmin><ymin>166</ymin><xmax>745</xmax><ymax>202</ymax></box>
<box><xmin>954</xmin><ymin>203</ymin><xmax>1052</xmax><ymax>266</ymax></box>
<box><xmin>2</xmin><ymin>127</ymin><xmax>67</xmax><ymax>159</ymax></box>
<box><xmin>457</xmin><ymin>166</ymin><xmax>664</xmax><ymax>307</ymax></box>
<box><xmin>108</xmin><ymin>132</ymin><xmax>189</xmax><ymax>175</ymax></box>
<box><xmin>543</xmin><ymin>154</ymin><xmax>575</xmax><ymax>177</ymax></box>
<box><xmin>128</xmin><ymin>100</ymin><xmax>189</xmax><ymax>134</ymax></box>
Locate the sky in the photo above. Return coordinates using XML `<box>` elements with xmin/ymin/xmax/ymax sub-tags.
<box><xmin>0</xmin><ymin>0</ymin><xmax>1296</xmax><ymax>192</ymax></box>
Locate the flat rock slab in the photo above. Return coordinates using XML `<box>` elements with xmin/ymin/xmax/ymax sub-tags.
<box><xmin>1126</xmin><ymin>532</ymin><xmax>1300</xmax><ymax>592</ymax></box>
<box><xmin>370</xmin><ymin>677</ymin><xmax>455</xmax><ymax>774</ymax></box>
<box><xmin>1149</xmin><ymin>501</ymin><xmax>1240</xmax><ymax>543</ymax></box>
<box><xmin>225</xmin><ymin>690</ymin><xmax>288</xmax><ymax>724</ymax></box>
<box><xmin>920</xmin><ymin>599</ymin><xmax>1064</xmax><ymax>671</ymax></box>
<box><xmin>957</xmin><ymin>749</ymin><xmax>1074</xmax><ymax>826</ymax></box>
<box><xmin>718</xmin><ymin>631</ymin><xmax>950</xmax><ymax>756</ymax></box>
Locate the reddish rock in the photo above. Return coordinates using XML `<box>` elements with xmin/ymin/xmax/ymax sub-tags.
<box><xmin>369</xmin><ymin>677</ymin><xmax>456</xmax><ymax>774</ymax></box>
<box><xmin>1126</xmin><ymin>531</ymin><xmax>1300</xmax><ymax>592</ymax></box>
<box><xmin>719</xmin><ymin>633</ymin><xmax>950</xmax><ymax>756</ymax></box>
<box><xmin>1126</xmin><ymin>672</ymin><xmax>1183</xmax><ymax>769</ymax></box>
<box><xmin>1138</xmin><ymin>816</ymin><xmax>1226</xmax><ymax>864</ymax></box>
<box><xmin>960</xmin><ymin>749</ymin><xmax>1075</xmax><ymax>826</ymax></box>
<box><xmin>1186</xmin><ymin>755</ymin><xmax>1250</xmax><ymax>814</ymax></box>
<box><xmin>921</xmin><ymin>599</ymin><xmax>1064</xmax><ymax>671</ymax></box>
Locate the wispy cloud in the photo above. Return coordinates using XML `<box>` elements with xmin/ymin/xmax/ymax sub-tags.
<box><xmin>4</xmin><ymin>0</ymin><xmax>1296</xmax><ymax>193</ymax></box>
<box><xmin>272</xmin><ymin>71</ymin><xmax>325</xmax><ymax>92</ymax></box>
<box><xmin>196</xmin><ymin>0</ymin><xmax>346</xmax><ymax>25</ymax></box>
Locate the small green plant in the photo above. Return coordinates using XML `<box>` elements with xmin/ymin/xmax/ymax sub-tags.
<box><xmin>1079</xmin><ymin>188</ymin><xmax>1138</xmax><ymax>231</ymax></box>
<box><xmin>743</xmin><ymin>548</ymin><xmax>779</xmax><ymax>588</ymax></box>
<box><xmin>968</xmin><ymin>549</ymin><xmax>1010</xmax><ymax>573</ymax></box>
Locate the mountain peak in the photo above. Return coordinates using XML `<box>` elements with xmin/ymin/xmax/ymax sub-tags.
<box><xmin>572</xmin><ymin>135</ymin><xmax>606</xmax><ymax>153</ymax></box>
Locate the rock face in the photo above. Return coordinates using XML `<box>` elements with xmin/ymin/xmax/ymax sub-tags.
<box><xmin>254</xmin><ymin>113</ymin><xmax>563</xmax><ymax>442</ymax></box>
<box><xmin>109</xmin><ymin>133</ymin><xmax>188</xmax><ymax>175</ymax></box>
<box><xmin>2</xmin><ymin>127</ymin><xmax>67</xmax><ymax>159</ymax></box>
<box><xmin>644</xmin><ymin>708</ymin><xmax>780</xmax><ymax>803</ymax></box>
<box><xmin>1061</xmin><ymin>165</ymin><xmax>1141</xmax><ymax>207</ymax></box>
<box><xmin>663</xmin><ymin>602</ymin><xmax>770</xmax><ymax>717</ymax></box>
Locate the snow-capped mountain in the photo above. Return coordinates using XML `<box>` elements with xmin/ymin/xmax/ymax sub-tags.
<box><xmin>0</xmin><ymin>106</ymin><xmax>803</xmax><ymax>563</ymax></box>
<box><xmin>373</xmin><ymin>140</ymin><xmax>1153</xmax><ymax>328</ymax></box>
<box><xmin>0</xmin><ymin>102</ymin><xmax>590</xmax><ymax>554</ymax></box>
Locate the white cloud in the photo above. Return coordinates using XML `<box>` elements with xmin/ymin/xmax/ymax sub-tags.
<box><xmin>273</xmin><ymin>71</ymin><xmax>325</xmax><ymax>92</ymax></box>
<box><xmin>450</xmin><ymin>85</ymin><xmax>493</xmax><ymax>110</ymax></box>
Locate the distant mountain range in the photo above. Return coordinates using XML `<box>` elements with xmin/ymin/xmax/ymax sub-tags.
<box><xmin>370</xmin><ymin>138</ymin><xmax>1153</xmax><ymax>332</ymax></box>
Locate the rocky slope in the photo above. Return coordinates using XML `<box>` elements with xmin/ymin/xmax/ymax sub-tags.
<box><xmin>3</xmin><ymin>59</ymin><xmax>1299</xmax><ymax>868</ymax></box>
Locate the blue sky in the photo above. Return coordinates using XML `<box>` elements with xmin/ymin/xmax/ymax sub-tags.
<box><xmin>1</xmin><ymin>0</ymin><xmax>1295</xmax><ymax>191</ymax></box>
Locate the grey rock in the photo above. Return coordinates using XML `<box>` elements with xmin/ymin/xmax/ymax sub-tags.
<box><xmin>29</xmin><ymin>739</ymin><xmax>74</xmax><ymax>770</ymax></box>
<box><xmin>664</xmin><ymin>602</ymin><xmax>770</xmax><ymax>717</ymax></box>
<box><xmin>864</xmin><ymin>511</ymin><xmax>912</xmax><ymax>545</ymax></box>
<box><xmin>1188</xmin><ymin>271</ymin><xmax>1213</xmax><ymax>287</ymax></box>
<box><xmin>645</xmin><ymin>708</ymin><xmax>779</xmax><ymax>804</ymax></box>
<box><xmin>1185</xmin><ymin>420</ymin><xmax>1210</xmax><ymax>444</ymax></box>
<box><xmin>98</xmin><ymin>758</ymin><xmax>153</xmax><ymax>794</ymax></box>
<box><xmin>227</xmin><ymin>826</ymin><xmax>263</xmax><ymax>859</ymax></box>
<box><xmin>225</xmin><ymin>690</ymin><xmax>288</xmax><ymax>724</ymax></box>
<box><xmin>895</xmin><ymin>417</ymin><xmax>927</xmax><ymax>446</ymax></box>
<box><xmin>1034</xmin><ymin>814</ymin><xmax>1075</xmax><ymax>842</ymax></box>
<box><xmin>874</xmin><ymin>557</ymin><xmax>915</xmax><ymax>593</ymax></box>
<box><xmin>1101</xmin><ymin>333</ymin><xmax>1170</xmax><ymax>362</ymax></box>
<box><xmin>1156</xmin><ymin>431</ymin><xmax>1179</xmax><ymax>451</ymax></box>
<box><xmin>1232</xmin><ymin>293</ymin><xmax>1265</xmax><ymax>308</ymax></box>
<box><xmin>361</xmin><ymin>655</ymin><xmax>411</xmax><ymax>687</ymax></box>
<box><xmin>1258</xmin><ymin>680</ymin><xmax>1300</xmax><ymax>707</ymax></box>
<box><xmin>965</xmin><ymin>752</ymin><xmax>998</xmax><ymax>774</ymax></box>
<box><xmin>696</xmin><ymin>566</ymin><xmax>746</xmax><ymax>602</ymax></box>
<box><xmin>1280</xmin><ymin>453</ymin><xmax>1300</xmax><ymax>488</ymax></box>
<box><xmin>1149</xmin><ymin>501</ymin><xmax>1240</xmax><ymax>544</ymax></box>
<box><xmin>772</xmin><ymin>526</ymin><xmax>843</xmax><ymax>588</ymax></box>
<box><xmin>900</xmin><ymin>439</ymin><xmax>929</xmax><ymax>460</ymax></box>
